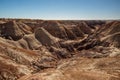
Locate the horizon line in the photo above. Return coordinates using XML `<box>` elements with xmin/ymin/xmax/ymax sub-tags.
<box><xmin>0</xmin><ymin>17</ymin><xmax>120</xmax><ymax>21</ymax></box>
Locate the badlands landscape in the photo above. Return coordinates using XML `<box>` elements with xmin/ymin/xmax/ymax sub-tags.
<box><xmin>0</xmin><ymin>19</ymin><xmax>120</xmax><ymax>80</ymax></box>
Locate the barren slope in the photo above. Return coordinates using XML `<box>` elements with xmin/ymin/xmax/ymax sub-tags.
<box><xmin>0</xmin><ymin>19</ymin><xmax>120</xmax><ymax>80</ymax></box>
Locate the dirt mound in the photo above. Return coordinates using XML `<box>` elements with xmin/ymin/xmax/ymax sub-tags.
<box><xmin>35</xmin><ymin>27</ymin><xmax>60</xmax><ymax>47</ymax></box>
<box><xmin>78</xmin><ymin>22</ymin><xmax>92</xmax><ymax>34</ymax></box>
<box><xmin>40</xmin><ymin>21</ymin><xmax>78</xmax><ymax>39</ymax></box>
<box><xmin>98</xmin><ymin>21</ymin><xmax>120</xmax><ymax>48</ymax></box>
<box><xmin>107</xmin><ymin>22</ymin><xmax>120</xmax><ymax>34</ymax></box>
<box><xmin>40</xmin><ymin>21</ymin><xmax>66</xmax><ymax>38</ymax></box>
<box><xmin>0</xmin><ymin>21</ymin><xmax>32</xmax><ymax>40</ymax></box>
<box><xmin>17</xmin><ymin>22</ymin><xmax>33</xmax><ymax>34</ymax></box>
<box><xmin>63</xmin><ymin>26</ymin><xmax>77</xmax><ymax>39</ymax></box>
<box><xmin>101</xmin><ymin>32</ymin><xmax>120</xmax><ymax>48</ymax></box>
<box><xmin>0</xmin><ymin>21</ymin><xmax>24</xmax><ymax>40</ymax></box>
<box><xmin>71</xmin><ymin>26</ymin><xmax>84</xmax><ymax>37</ymax></box>
<box><xmin>22</xmin><ymin>34</ymin><xmax>42</xmax><ymax>50</ymax></box>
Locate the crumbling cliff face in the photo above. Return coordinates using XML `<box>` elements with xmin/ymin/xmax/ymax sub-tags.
<box><xmin>0</xmin><ymin>19</ymin><xmax>120</xmax><ymax>80</ymax></box>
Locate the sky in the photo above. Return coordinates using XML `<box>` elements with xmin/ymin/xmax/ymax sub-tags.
<box><xmin>0</xmin><ymin>0</ymin><xmax>120</xmax><ymax>20</ymax></box>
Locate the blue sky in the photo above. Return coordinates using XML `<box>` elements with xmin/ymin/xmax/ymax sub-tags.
<box><xmin>0</xmin><ymin>0</ymin><xmax>120</xmax><ymax>20</ymax></box>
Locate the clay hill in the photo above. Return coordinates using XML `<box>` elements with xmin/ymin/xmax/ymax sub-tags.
<box><xmin>0</xmin><ymin>19</ymin><xmax>120</xmax><ymax>80</ymax></box>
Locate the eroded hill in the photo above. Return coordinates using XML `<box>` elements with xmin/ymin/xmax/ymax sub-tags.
<box><xmin>0</xmin><ymin>19</ymin><xmax>120</xmax><ymax>80</ymax></box>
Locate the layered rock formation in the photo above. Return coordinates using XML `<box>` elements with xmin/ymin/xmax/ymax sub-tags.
<box><xmin>0</xmin><ymin>19</ymin><xmax>120</xmax><ymax>80</ymax></box>
<box><xmin>35</xmin><ymin>27</ymin><xmax>60</xmax><ymax>47</ymax></box>
<box><xmin>0</xmin><ymin>21</ymin><xmax>32</xmax><ymax>40</ymax></box>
